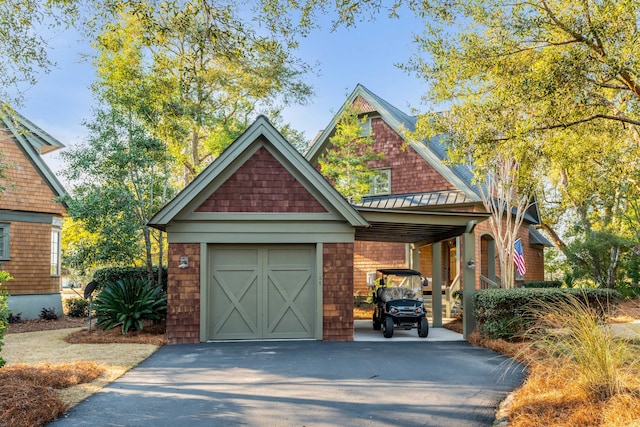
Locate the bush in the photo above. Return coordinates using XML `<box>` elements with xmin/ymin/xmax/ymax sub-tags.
<box><xmin>521</xmin><ymin>280</ymin><xmax>563</xmax><ymax>288</ymax></box>
<box><xmin>8</xmin><ymin>312</ymin><xmax>21</xmax><ymax>323</ymax></box>
<box><xmin>64</xmin><ymin>298</ymin><xmax>89</xmax><ymax>317</ymax></box>
<box><xmin>0</xmin><ymin>286</ymin><xmax>9</xmax><ymax>368</ymax></box>
<box><xmin>39</xmin><ymin>307</ymin><xmax>58</xmax><ymax>321</ymax></box>
<box><xmin>473</xmin><ymin>288</ymin><xmax>619</xmax><ymax>341</ymax></box>
<box><xmin>94</xmin><ymin>278</ymin><xmax>167</xmax><ymax>334</ymax></box>
<box><xmin>93</xmin><ymin>266</ymin><xmax>168</xmax><ymax>292</ymax></box>
<box><xmin>614</xmin><ymin>282</ymin><xmax>640</xmax><ymax>300</ymax></box>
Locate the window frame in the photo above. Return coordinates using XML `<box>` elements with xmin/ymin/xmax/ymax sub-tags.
<box><xmin>0</xmin><ymin>223</ymin><xmax>10</xmax><ymax>261</ymax></box>
<box><xmin>50</xmin><ymin>227</ymin><xmax>61</xmax><ymax>277</ymax></box>
<box><xmin>367</xmin><ymin>168</ymin><xmax>392</xmax><ymax>196</ymax></box>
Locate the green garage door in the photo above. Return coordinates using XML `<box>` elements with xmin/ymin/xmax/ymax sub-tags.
<box><xmin>208</xmin><ymin>245</ymin><xmax>317</xmax><ymax>340</ymax></box>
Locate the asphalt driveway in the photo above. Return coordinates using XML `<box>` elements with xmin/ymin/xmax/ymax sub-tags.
<box><xmin>49</xmin><ymin>340</ymin><xmax>524</xmax><ymax>427</ymax></box>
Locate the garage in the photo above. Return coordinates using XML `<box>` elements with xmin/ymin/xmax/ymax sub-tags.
<box><xmin>208</xmin><ymin>245</ymin><xmax>317</xmax><ymax>340</ymax></box>
<box><xmin>149</xmin><ymin>116</ymin><xmax>486</xmax><ymax>344</ymax></box>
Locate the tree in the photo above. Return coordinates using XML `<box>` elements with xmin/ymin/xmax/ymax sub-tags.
<box><xmin>403</xmin><ymin>0</ymin><xmax>640</xmax><ymax>237</ymax></box>
<box><xmin>0</xmin><ymin>0</ymin><xmax>78</xmax><ymax>105</ymax></box>
<box><xmin>58</xmin><ymin>107</ymin><xmax>173</xmax><ymax>284</ymax></box>
<box><xmin>93</xmin><ymin>0</ymin><xmax>313</xmax><ymax>186</ymax></box>
<box><xmin>478</xmin><ymin>154</ymin><xmax>533</xmax><ymax>288</ymax></box>
<box><xmin>318</xmin><ymin>106</ymin><xmax>383</xmax><ymax>203</ymax></box>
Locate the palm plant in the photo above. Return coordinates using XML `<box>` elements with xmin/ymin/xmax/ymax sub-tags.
<box><xmin>94</xmin><ymin>278</ymin><xmax>166</xmax><ymax>335</ymax></box>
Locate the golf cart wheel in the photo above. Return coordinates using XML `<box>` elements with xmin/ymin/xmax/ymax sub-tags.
<box><xmin>418</xmin><ymin>317</ymin><xmax>429</xmax><ymax>338</ymax></box>
<box><xmin>383</xmin><ymin>316</ymin><xmax>394</xmax><ymax>338</ymax></box>
<box><xmin>373</xmin><ymin>312</ymin><xmax>381</xmax><ymax>330</ymax></box>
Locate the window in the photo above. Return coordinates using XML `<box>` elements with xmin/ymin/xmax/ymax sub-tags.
<box><xmin>51</xmin><ymin>228</ymin><xmax>61</xmax><ymax>276</ymax></box>
<box><xmin>0</xmin><ymin>223</ymin><xmax>9</xmax><ymax>260</ymax></box>
<box><xmin>368</xmin><ymin>169</ymin><xmax>391</xmax><ymax>196</ymax></box>
<box><xmin>359</xmin><ymin>117</ymin><xmax>372</xmax><ymax>137</ymax></box>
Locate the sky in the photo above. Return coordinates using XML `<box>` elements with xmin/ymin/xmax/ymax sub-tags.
<box><xmin>16</xmin><ymin>8</ymin><xmax>430</xmax><ymax>179</ymax></box>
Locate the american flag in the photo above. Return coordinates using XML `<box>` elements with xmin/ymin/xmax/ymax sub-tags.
<box><xmin>513</xmin><ymin>238</ymin><xmax>526</xmax><ymax>276</ymax></box>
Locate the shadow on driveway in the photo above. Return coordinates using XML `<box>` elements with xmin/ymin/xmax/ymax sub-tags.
<box><xmin>48</xmin><ymin>341</ymin><xmax>525</xmax><ymax>427</ymax></box>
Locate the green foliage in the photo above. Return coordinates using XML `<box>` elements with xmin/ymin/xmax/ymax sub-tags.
<box><xmin>319</xmin><ymin>106</ymin><xmax>384</xmax><ymax>202</ymax></box>
<box><xmin>473</xmin><ymin>288</ymin><xmax>619</xmax><ymax>341</ymax></box>
<box><xmin>0</xmin><ymin>286</ymin><xmax>9</xmax><ymax>368</ymax></box>
<box><xmin>0</xmin><ymin>0</ymin><xmax>77</xmax><ymax>105</ymax></box>
<box><xmin>93</xmin><ymin>266</ymin><xmax>168</xmax><ymax>292</ymax></box>
<box><xmin>521</xmin><ymin>281</ymin><xmax>562</xmax><ymax>289</ymax></box>
<box><xmin>614</xmin><ymin>282</ymin><xmax>640</xmax><ymax>301</ymax></box>
<box><xmin>39</xmin><ymin>307</ymin><xmax>58</xmax><ymax>321</ymax></box>
<box><xmin>564</xmin><ymin>230</ymin><xmax>634</xmax><ymax>288</ymax></box>
<box><xmin>522</xmin><ymin>295</ymin><xmax>637</xmax><ymax>400</ymax></box>
<box><xmin>93</xmin><ymin>0</ymin><xmax>312</xmax><ymax>184</ymax></box>
<box><xmin>65</xmin><ymin>298</ymin><xmax>90</xmax><ymax>318</ymax></box>
<box><xmin>93</xmin><ymin>278</ymin><xmax>167</xmax><ymax>335</ymax></box>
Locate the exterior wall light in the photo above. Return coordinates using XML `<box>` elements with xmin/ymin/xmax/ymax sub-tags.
<box><xmin>466</xmin><ymin>259</ymin><xmax>476</xmax><ymax>269</ymax></box>
<box><xmin>178</xmin><ymin>256</ymin><xmax>189</xmax><ymax>269</ymax></box>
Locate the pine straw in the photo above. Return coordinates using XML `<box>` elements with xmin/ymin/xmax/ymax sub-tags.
<box><xmin>64</xmin><ymin>321</ymin><xmax>167</xmax><ymax>346</ymax></box>
<box><xmin>506</xmin><ymin>362</ymin><xmax>640</xmax><ymax>427</ymax></box>
<box><xmin>0</xmin><ymin>362</ymin><xmax>103</xmax><ymax>427</ymax></box>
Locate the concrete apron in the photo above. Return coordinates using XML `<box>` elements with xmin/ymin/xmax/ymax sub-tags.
<box><xmin>353</xmin><ymin>319</ymin><xmax>464</xmax><ymax>342</ymax></box>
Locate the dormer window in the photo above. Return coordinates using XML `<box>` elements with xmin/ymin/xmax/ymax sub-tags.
<box><xmin>368</xmin><ymin>168</ymin><xmax>391</xmax><ymax>196</ymax></box>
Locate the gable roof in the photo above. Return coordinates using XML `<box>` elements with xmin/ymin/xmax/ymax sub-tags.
<box><xmin>148</xmin><ymin>115</ymin><xmax>369</xmax><ymax>229</ymax></box>
<box><xmin>305</xmin><ymin>84</ymin><xmax>481</xmax><ymax>202</ymax></box>
<box><xmin>0</xmin><ymin>106</ymin><xmax>66</xmax><ymax>198</ymax></box>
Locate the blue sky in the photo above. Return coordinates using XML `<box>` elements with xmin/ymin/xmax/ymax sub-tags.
<box><xmin>17</xmin><ymin>10</ymin><xmax>429</xmax><ymax>176</ymax></box>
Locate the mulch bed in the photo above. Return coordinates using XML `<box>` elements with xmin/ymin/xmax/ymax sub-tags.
<box><xmin>7</xmin><ymin>317</ymin><xmax>87</xmax><ymax>334</ymax></box>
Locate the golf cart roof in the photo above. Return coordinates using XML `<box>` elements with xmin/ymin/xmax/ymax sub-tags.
<box><xmin>377</xmin><ymin>268</ymin><xmax>423</xmax><ymax>277</ymax></box>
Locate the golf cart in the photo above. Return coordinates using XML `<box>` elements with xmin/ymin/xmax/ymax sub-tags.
<box><xmin>369</xmin><ymin>268</ymin><xmax>429</xmax><ymax>338</ymax></box>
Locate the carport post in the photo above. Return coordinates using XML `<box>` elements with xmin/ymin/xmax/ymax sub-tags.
<box><xmin>462</xmin><ymin>230</ymin><xmax>477</xmax><ymax>339</ymax></box>
<box><xmin>431</xmin><ymin>241</ymin><xmax>443</xmax><ymax>327</ymax></box>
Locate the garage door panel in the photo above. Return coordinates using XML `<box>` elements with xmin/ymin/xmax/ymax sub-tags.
<box><xmin>266</xmin><ymin>268</ymin><xmax>314</xmax><ymax>339</ymax></box>
<box><xmin>210</xmin><ymin>249</ymin><xmax>262</xmax><ymax>339</ymax></box>
<box><xmin>209</xmin><ymin>245</ymin><xmax>316</xmax><ymax>340</ymax></box>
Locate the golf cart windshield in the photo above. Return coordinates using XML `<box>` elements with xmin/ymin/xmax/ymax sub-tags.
<box><xmin>377</xmin><ymin>269</ymin><xmax>424</xmax><ymax>301</ymax></box>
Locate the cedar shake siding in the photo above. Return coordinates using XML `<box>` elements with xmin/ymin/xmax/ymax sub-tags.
<box><xmin>1</xmin><ymin>129</ymin><xmax>65</xmax><ymax>216</ymax></box>
<box><xmin>167</xmin><ymin>243</ymin><xmax>201</xmax><ymax>344</ymax></box>
<box><xmin>367</xmin><ymin>117</ymin><xmax>456</xmax><ymax>195</ymax></box>
<box><xmin>353</xmin><ymin>241</ymin><xmax>406</xmax><ymax>296</ymax></box>
<box><xmin>323</xmin><ymin>243</ymin><xmax>354</xmax><ymax>341</ymax></box>
<box><xmin>196</xmin><ymin>147</ymin><xmax>327</xmax><ymax>213</ymax></box>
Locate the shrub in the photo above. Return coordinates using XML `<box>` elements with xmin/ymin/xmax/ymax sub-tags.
<box><xmin>473</xmin><ymin>288</ymin><xmax>619</xmax><ymax>341</ymax></box>
<box><xmin>39</xmin><ymin>307</ymin><xmax>58</xmax><ymax>321</ymax></box>
<box><xmin>614</xmin><ymin>282</ymin><xmax>640</xmax><ymax>300</ymax></box>
<box><xmin>94</xmin><ymin>278</ymin><xmax>167</xmax><ymax>335</ymax></box>
<box><xmin>93</xmin><ymin>266</ymin><xmax>168</xmax><ymax>292</ymax></box>
<box><xmin>521</xmin><ymin>280</ymin><xmax>563</xmax><ymax>288</ymax></box>
<box><xmin>0</xmin><ymin>287</ymin><xmax>9</xmax><ymax>368</ymax></box>
<box><xmin>64</xmin><ymin>298</ymin><xmax>89</xmax><ymax>317</ymax></box>
<box><xmin>8</xmin><ymin>312</ymin><xmax>21</xmax><ymax>323</ymax></box>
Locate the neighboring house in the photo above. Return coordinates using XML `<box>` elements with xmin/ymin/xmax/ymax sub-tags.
<box><xmin>0</xmin><ymin>107</ymin><xmax>67</xmax><ymax>319</ymax></box>
<box><xmin>306</xmin><ymin>84</ymin><xmax>553</xmax><ymax>314</ymax></box>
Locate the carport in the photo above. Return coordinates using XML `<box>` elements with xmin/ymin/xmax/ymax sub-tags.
<box><xmin>354</xmin><ymin>208</ymin><xmax>489</xmax><ymax>336</ymax></box>
<box><xmin>149</xmin><ymin>116</ymin><xmax>489</xmax><ymax>344</ymax></box>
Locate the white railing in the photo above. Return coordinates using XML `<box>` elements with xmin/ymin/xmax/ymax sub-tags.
<box><xmin>480</xmin><ymin>275</ymin><xmax>501</xmax><ymax>289</ymax></box>
<box><xmin>444</xmin><ymin>274</ymin><xmax>461</xmax><ymax>317</ymax></box>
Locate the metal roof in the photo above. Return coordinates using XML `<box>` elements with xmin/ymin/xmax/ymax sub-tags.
<box><xmin>356</xmin><ymin>190</ymin><xmax>475</xmax><ymax>209</ymax></box>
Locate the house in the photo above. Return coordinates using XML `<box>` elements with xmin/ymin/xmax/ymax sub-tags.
<box><xmin>306</xmin><ymin>84</ymin><xmax>553</xmax><ymax>316</ymax></box>
<box><xmin>149</xmin><ymin>115</ymin><xmax>489</xmax><ymax>343</ymax></box>
<box><xmin>0</xmin><ymin>107</ymin><xmax>67</xmax><ymax>319</ymax></box>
